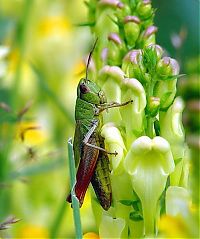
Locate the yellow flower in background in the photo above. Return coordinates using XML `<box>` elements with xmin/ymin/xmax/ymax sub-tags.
<box><xmin>74</xmin><ymin>60</ymin><xmax>86</xmax><ymax>78</ymax></box>
<box><xmin>19</xmin><ymin>224</ymin><xmax>49</xmax><ymax>238</ymax></box>
<box><xmin>2</xmin><ymin>48</ymin><xmax>37</xmax><ymax>97</ymax></box>
<box><xmin>159</xmin><ymin>215</ymin><xmax>189</xmax><ymax>238</ymax></box>
<box><xmin>16</xmin><ymin>122</ymin><xmax>47</xmax><ymax>147</ymax></box>
<box><xmin>7</xmin><ymin>49</ymin><xmax>20</xmax><ymax>72</ymax></box>
<box><xmin>73</xmin><ymin>60</ymin><xmax>86</xmax><ymax>86</ymax></box>
<box><xmin>83</xmin><ymin>232</ymin><xmax>100</xmax><ymax>239</ymax></box>
<box><xmin>37</xmin><ymin>15</ymin><xmax>72</xmax><ymax>37</ymax></box>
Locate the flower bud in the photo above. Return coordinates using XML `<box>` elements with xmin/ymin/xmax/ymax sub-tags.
<box><xmin>116</xmin><ymin>3</ymin><xmax>131</xmax><ymax>22</ymax></box>
<box><xmin>147</xmin><ymin>96</ymin><xmax>160</xmax><ymax>117</ymax></box>
<box><xmin>122</xmin><ymin>50</ymin><xmax>146</xmax><ymax>82</ymax></box>
<box><xmin>154</xmin><ymin>58</ymin><xmax>180</xmax><ymax>109</ymax></box>
<box><xmin>136</xmin><ymin>0</ymin><xmax>153</xmax><ymax>20</ymax></box>
<box><xmin>147</xmin><ymin>44</ymin><xmax>163</xmax><ymax>60</ymax></box>
<box><xmin>99</xmin><ymin>0</ymin><xmax>124</xmax><ymax>9</ymax></box>
<box><xmin>139</xmin><ymin>25</ymin><xmax>157</xmax><ymax>47</ymax></box>
<box><xmin>123</xmin><ymin>16</ymin><xmax>141</xmax><ymax>48</ymax></box>
<box><xmin>107</xmin><ymin>33</ymin><xmax>125</xmax><ymax>65</ymax></box>
<box><xmin>156</xmin><ymin>57</ymin><xmax>180</xmax><ymax>78</ymax></box>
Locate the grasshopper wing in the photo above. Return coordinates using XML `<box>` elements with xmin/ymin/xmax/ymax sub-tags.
<box><xmin>67</xmin><ymin>134</ymin><xmax>99</xmax><ymax>206</ymax></box>
<box><xmin>73</xmin><ymin>120</ymin><xmax>82</xmax><ymax>167</ymax></box>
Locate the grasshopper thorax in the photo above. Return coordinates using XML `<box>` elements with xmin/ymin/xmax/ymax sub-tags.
<box><xmin>77</xmin><ymin>78</ymin><xmax>106</xmax><ymax>105</ymax></box>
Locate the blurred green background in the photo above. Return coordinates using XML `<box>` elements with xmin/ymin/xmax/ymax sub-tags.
<box><xmin>0</xmin><ymin>0</ymin><xmax>199</xmax><ymax>238</ymax></box>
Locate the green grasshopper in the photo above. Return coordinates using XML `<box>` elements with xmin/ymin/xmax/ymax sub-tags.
<box><xmin>67</xmin><ymin>40</ymin><xmax>132</xmax><ymax>210</ymax></box>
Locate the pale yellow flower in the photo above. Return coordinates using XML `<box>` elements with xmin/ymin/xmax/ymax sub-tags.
<box><xmin>37</xmin><ymin>15</ymin><xmax>72</xmax><ymax>37</ymax></box>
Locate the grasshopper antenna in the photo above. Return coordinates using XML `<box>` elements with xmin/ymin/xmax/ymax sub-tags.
<box><xmin>85</xmin><ymin>38</ymin><xmax>98</xmax><ymax>81</ymax></box>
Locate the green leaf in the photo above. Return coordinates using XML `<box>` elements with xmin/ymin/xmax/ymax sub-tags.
<box><xmin>129</xmin><ymin>211</ymin><xmax>143</xmax><ymax>221</ymax></box>
<box><xmin>119</xmin><ymin>199</ymin><xmax>138</xmax><ymax>206</ymax></box>
<box><xmin>75</xmin><ymin>22</ymin><xmax>95</xmax><ymax>27</ymax></box>
<box><xmin>174</xmin><ymin>158</ymin><xmax>182</xmax><ymax>166</ymax></box>
<box><xmin>160</xmin><ymin>91</ymin><xmax>173</xmax><ymax>109</ymax></box>
<box><xmin>159</xmin><ymin>74</ymin><xmax>185</xmax><ymax>81</ymax></box>
<box><xmin>154</xmin><ymin>119</ymin><xmax>160</xmax><ymax>136</ymax></box>
<box><xmin>142</xmin><ymin>47</ymin><xmax>158</xmax><ymax>74</ymax></box>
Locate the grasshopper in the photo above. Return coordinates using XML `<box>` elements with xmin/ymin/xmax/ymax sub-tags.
<box><xmin>67</xmin><ymin>40</ymin><xmax>132</xmax><ymax>210</ymax></box>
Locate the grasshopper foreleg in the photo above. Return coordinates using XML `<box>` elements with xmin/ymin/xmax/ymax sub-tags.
<box><xmin>83</xmin><ymin>120</ymin><xmax>117</xmax><ymax>156</ymax></box>
<box><xmin>98</xmin><ymin>100</ymin><xmax>133</xmax><ymax>113</ymax></box>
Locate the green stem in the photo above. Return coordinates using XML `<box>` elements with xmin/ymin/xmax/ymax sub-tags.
<box><xmin>68</xmin><ymin>138</ymin><xmax>82</xmax><ymax>239</ymax></box>
<box><xmin>146</xmin><ymin>81</ymin><xmax>154</xmax><ymax>138</ymax></box>
<box><xmin>146</xmin><ymin>116</ymin><xmax>153</xmax><ymax>138</ymax></box>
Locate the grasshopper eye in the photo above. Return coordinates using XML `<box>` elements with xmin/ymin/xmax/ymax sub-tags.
<box><xmin>80</xmin><ymin>83</ymin><xmax>89</xmax><ymax>94</ymax></box>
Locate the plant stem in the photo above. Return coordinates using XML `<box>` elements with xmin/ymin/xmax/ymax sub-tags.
<box><xmin>146</xmin><ymin>81</ymin><xmax>154</xmax><ymax>138</ymax></box>
<box><xmin>146</xmin><ymin>116</ymin><xmax>153</xmax><ymax>138</ymax></box>
<box><xmin>68</xmin><ymin>138</ymin><xmax>82</xmax><ymax>239</ymax></box>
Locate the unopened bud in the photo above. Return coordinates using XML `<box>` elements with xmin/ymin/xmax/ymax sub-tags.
<box><xmin>147</xmin><ymin>97</ymin><xmax>160</xmax><ymax>117</ymax></box>
<box><xmin>122</xmin><ymin>50</ymin><xmax>146</xmax><ymax>82</ymax></box>
<box><xmin>136</xmin><ymin>0</ymin><xmax>153</xmax><ymax>19</ymax></box>
<box><xmin>99</xmin><ymin>0</ymin><xmax>124</xmax><ymax>9</ymax></box>
<box><xmin>124</xmin><ymin>16</ymin><xmax>141</xmax><ymax>48</ymax></box>
<box><xmin>107</xmin><ymin>33</ymin><xmax>124</xmax><ymax>65</ymax></box>
<box><xmin>156</xmin><ymin>57</ymin><xmax>179</xmax><ymax>78</ymax></box>
<box><xmin>147</xmin><ymin>44</ymin><xmax>163</xmax><ymax>60</ymax></box>
<box><xmin>139</xmin><ymin>25</ymin><xmax>157</xmax><ymax>47</ymax></box>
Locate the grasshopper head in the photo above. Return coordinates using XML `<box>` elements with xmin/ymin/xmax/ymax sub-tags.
<box><xmin>77</xmin><ymin>79</ymin><xmax>107</xmax><ymax>104</ymax></box>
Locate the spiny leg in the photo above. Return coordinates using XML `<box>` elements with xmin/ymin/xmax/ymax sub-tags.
<box><xmin>83</xmin><ymin>120</ymin><xmax>117</xmax><ymax>156</ymax></box>
<box><xmin>98</xmin><ymin>100</ymin><xmax>133</xmax><ymax>113</ymax></box>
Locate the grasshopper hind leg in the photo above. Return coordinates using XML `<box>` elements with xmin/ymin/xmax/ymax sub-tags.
<box><xmin>91</xmin><ymin>138</ymin><xmax>112</xmax><ymax>211</ymax></box>
<box><xmin>83</xmin><ymin>120</ymin><xmax>117</xmax><ymax>156</ymax></box>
